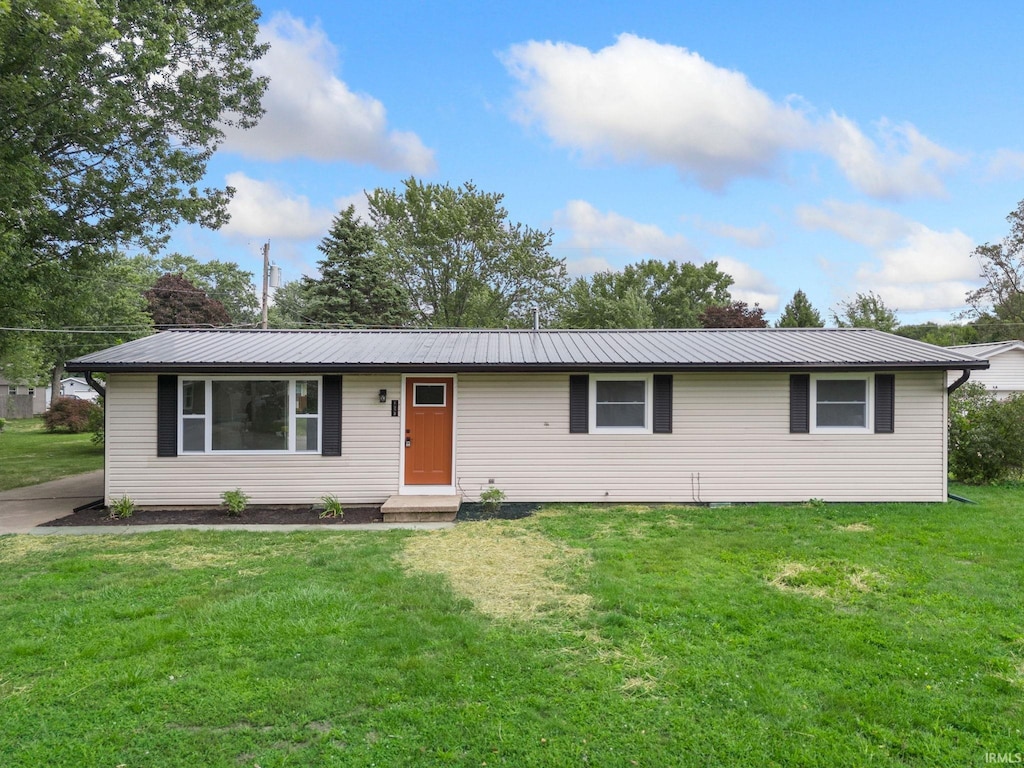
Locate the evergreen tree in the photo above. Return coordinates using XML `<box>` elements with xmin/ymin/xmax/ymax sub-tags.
<box><xmin>775</xmin><ymin>289</ymin><xmax>824</xmax><ymax>327</ymax></box>
<box><xmin>305</xmin><ymin>206</ymin><xmax>411</xmax><ymax>327</ymax></box>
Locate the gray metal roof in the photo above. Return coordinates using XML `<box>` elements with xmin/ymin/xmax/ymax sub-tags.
<box><xmin>67</xmin><ymin>328</ymin><xmax>989</xmax><ymax>373</ymax></box>
<box><xmin>948</xmin><ymin>340</ymin><xmax>1024</xmax><ymax>358</ymax></box>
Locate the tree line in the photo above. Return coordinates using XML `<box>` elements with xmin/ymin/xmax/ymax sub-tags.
<box><xmin>4</xmin><ymin>0</ymin><xmax>1024</xmax><ymax>400</ymax></box>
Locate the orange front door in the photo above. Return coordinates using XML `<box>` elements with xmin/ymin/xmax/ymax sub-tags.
<box><xmin>404</xmin><ymin>377</ymin><xmax>454</xmax><ymax>485</ymax></box>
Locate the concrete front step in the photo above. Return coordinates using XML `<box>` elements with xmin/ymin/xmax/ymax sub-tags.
<box><xmin>381</xmin><ymin>494</ymin><xmax>461</xmax><ymax>523</ymax></box>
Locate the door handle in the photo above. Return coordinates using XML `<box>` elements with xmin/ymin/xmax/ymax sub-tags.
<box><xmin>405</xmin><ymin>438</ymin><xmax>412</xmax><ymax>447</ymax></box>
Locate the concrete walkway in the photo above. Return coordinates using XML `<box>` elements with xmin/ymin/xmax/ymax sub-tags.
<box><xmin>0</xmin><ymin>472</ymin><xmax>455</xmax><ymax>535</ymax></box>
<box><xmin>0</xmin><ymin>470</ymin><xmax>104</xmax><ymax>534</ymax></box>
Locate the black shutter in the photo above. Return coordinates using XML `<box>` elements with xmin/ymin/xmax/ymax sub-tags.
<box><xmin>322</xmin><ymin>375</ymin><xmax>342</xmax><ymax>456</ymax></box>
<box><xmin>874</xmin><ymin>374</ymin><xmax>895</xmax><ymax>434</ymax></box>
<box><xmin>156</xmin><ymin>375</ymin><xmax>178</xmax><ymax>457</ymax></box>
<box><xmin>790</xmin><ymin>374</ymin><xmax>810</xmax><ymax>434</ymax></box>
<box><xmin>569</xmin><ymin>375</ymin><xmax>589</xmax><ymax>433</ymax></box>
<box><xmin>653</xmin><ymin>375</ymin><xmax>673</xmax><ymax>434</ymax></box>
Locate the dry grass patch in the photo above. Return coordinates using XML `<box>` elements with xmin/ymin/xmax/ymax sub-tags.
<box><xmin>94</xmin><ymin>546</ymin><xmax>241</xmax><ymax>570</ymax></box>
<box><xmin>837</xmin><ymin>522</ymin><xmax>874</xmax><ymax>532</ymax></box>
<box><xmin>769</xmin><ymin>560</ymin><xmax>884</xmax><ymax>601</ymax></box>
<box><xmin>401</xmin><ymin>521</ymin><xmax>592</xmax><ymax>623</ymax></box>
<box><xmin>0</xmin><ymin>535</ymin><xmax>89</xmax><ymax>564</ymax></box>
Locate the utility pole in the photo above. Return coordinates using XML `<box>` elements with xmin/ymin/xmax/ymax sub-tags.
<box><xmin>261</xmin><ymin>241</ymin><xmax>270</xmax><ymax>329</ymax></box>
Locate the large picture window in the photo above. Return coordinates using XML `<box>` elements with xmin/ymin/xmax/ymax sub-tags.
<box><xmin>811</xmin><ymin>374</ymin><xmax>872</xmax><ymax>433</ymax></box>
<box><xmin>180</xmin><ymin>378</ymin><xmax>321</xmax><ymax>453</ymax></box>
<box><xmin>589</xmin><ymin>375</ymin><xmax>653</xmax><ymax>433</ymax></box>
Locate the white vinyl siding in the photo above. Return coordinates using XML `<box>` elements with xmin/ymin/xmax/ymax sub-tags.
<box><xmin>947</xmin><ymin>347</ymin><xmax>1024</xmax><ymax>399</ymax></box>
<box><xmin>105</xmin><ymin>370</ymin><xmax>949</xmax><ymax>506</ymax></box>
<box><xmin>455</xmin><ymin>372</ymin><xmax>947</xmax><ymax>503</ymax></box>
<box><xmin>105</xmin><ymin>373</ymin><xmax>401</xmax><ymax>506</ymax></box>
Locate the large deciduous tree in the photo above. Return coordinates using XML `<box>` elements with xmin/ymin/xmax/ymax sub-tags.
<box><xmin>699</xmin><ymin>301</ymin><xmax>768</xmax><ymax>328</ymax></box>
<box><xmin>0</xmin><ymin>0</ymin><xmax>267</xmax><ymax>359</ymax></box>
<box><xmin>145</xmin><ymin>274</ymin><xmax>231</xmax><ymax>330</ymax></box>
<box><xmin>963</xmin><ymin>198</ymin><xmax>1024</xmax><ymax>341</ymax></box>
<box><xmin>22</xmin><ymin>253</ymin><xmax>154</xmax><ymax>404</ymax></box>
<box><xmin>775</xmin><ymin>289</ymin><xmax>824</xmax><ymax>328</ymax></box>
<box><xmin>368</xmin><ymin>178</ymin><xmax>566</xmax><ymax>327</ymax></box>
<box><xmin>832</xmin><ymin>291</ymin><xmax>899</xmax><ymax>333</ymax></box>
<box><xmin>150</xmin><ymin>254</ymin><xmax>260</xmax><ymax>326</ymax></box>
<box><xmin>304</xmin><ymin>206</ymin><xmax>411</xmax><ymax>328</ymax></box>
<box><xmin>560</xmin><ymin>260</ymin><xmax>733</xmax><ymax>329</ymax></box>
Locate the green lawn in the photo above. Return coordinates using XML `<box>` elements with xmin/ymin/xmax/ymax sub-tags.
<box><xmin>1</xmin><ymin>489</ymin><xmax>1022</xmax><ymax>766</ymax></box>
<box><xmin>0</xmin><ymin>417</ymin><xmax>103</xmax><ymax>490</ymax></box>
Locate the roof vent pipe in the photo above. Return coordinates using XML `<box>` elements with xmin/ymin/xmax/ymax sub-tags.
<box><xmin>533</xmin><ymin>306</ymin><xmax>540</xmax><ymax>331</ymax></box>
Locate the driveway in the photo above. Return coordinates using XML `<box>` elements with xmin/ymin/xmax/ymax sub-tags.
<box><xmin>0</xmin><ymin>471</ymin><xmax>104</xmax><ymax>534</ymax></box>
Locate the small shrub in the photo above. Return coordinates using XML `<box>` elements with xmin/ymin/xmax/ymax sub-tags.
<box><xmin>0</xmin><ymin>417</ymin><xmax>6</xmax><ymax>433</ymax></box>
<box><xmin>479</xmin><ymin>486</ymin><xmax>506</xmax><ymax>516</ymax></box>
<box><xmin>109</xmin><ymin>494</ymin><xmax>134</xmax><ymax>519</ymax></box>
<box><xmin>221</xmin><ymin>488</ymin><xmax>250</xmax><ymax>517</ymax></box>
<box><xmin>87</xmin><ymin>401</ymin><xmax>104</xmax><ymax>445</ymax></box>
<box><xmin>949</xmin><ymin>383</ymin><xmax>1024</xmax><ymax>484</ymax></box>
<box><xmin>319</xmin><ymin>494</ymin><xmax>344</xmax><ymax>519</ymax></box>
<box><xmin>43</xmin><ymin>397</ymin><xmax>100</xmax><ymax>433</ymax></box>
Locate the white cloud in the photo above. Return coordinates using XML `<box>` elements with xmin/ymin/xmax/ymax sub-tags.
<box><xmin>222</xmin><ymin>172</ymin><xmax>335</xmax><ymax>240</ymax></box>
<box><xmin>986</xmin><ymin>149</ymin><xmax>1024</xmax><ymax>180</ymax></box>
<box><xmin>565</xmin><ymin>255</ymin><xmax>616</xmax><ymax>276</ymax></box>
<box><xmin>503</xmin><ymin>34</ymin><xmax>959</xmax><ymax>198</ymax></box>
<box><xmin>505</xmin><ymin>35</ymin><xmax>809</xmax><ymax>190</ymax></box>
<box><xmin>554</xmin><ymin>200</ymin><xmax>699</xmax><ymax>260</ymax></box>
<box><xmin>693</xmin><ymin>218</ymin><xmax>774</xmax><ymax>248</ymax></box>
<box><xmin>797</xmin><ymin>200</ymin><xmax>977</xmax><ymax>312</ymax></box>
<box><xmin>715</xmin><ymin>256</ymin><xmax>779</xmax><ymax>311</ymax></box>
<box><xmin>860</xmin><ymin>227</ymin><xmax>976</xmax><ymax>285</ymax></box>
<box><xmin>818</xmin><ymin>117</ymin><xmax>963</xmax><ymax>199</ymax></box>
<box><xmin>554</xmin><ymin>200</ymin><xmax>777</xmax><ymax>308</ymax></box>
<box><xmin>222</xmin><ymin>13</ymin><xmax>435</xmax><ymax>172</ymax></box>
<box><xmin>796</xmin><ymin>200</ymin><xmax>911</xmax><ymax>247</ymax></box>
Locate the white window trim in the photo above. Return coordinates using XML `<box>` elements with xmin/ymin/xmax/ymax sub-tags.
<box><xmin>810</xmin><ymin>373</ymin><xmax>873</xmax><ymax>434</ymax></box>
<box><xmin>589</xmin><ymin>373</ymin><xmax>653</xmax><ymax>435</ymax></box>
<box><xmin>178</xmin><ymin>375</ymin><xmax>323</xmax><ymax>455</ymax></box>
<box><xmin>413</xmin><ymin>382</ymin><xmax>447</xmax><ymax>407</ymax></box>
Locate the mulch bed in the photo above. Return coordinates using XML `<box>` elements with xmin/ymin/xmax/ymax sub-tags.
<box><xmin>43</xmin><ymin>501</ymin><xmax>543</xmax><ymax>527</ymax></box>
<box><xmin>43</xmin><ymin>504</ymin><xmax>384</xmax><ymax>527</ymax></box>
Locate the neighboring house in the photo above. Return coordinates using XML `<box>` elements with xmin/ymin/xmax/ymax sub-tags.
<box><xmin>68</xmin><ymin>328</ymin><xmax>987</xmax><ymax>508</ymax></box>
<box><xmin>60</xmin><ymin>376</ymin><xmax>102</xmax><ymax>402</ymax></box>
<box><xmin>947</xmin><ymin>341</ymin><xmax>1024</xmax><ymax>399</ymax></box>
<box><xmin>0</xmin><ymin>377</ymin><xmax>48</xmax><ymax>419</ymax></box>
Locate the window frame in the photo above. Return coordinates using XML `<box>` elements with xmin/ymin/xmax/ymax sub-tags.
<box><xmin>178</xmin><ymin>376</ymin><xmax>323</xmax><ymax>455</ymax></box>
<box><xmin>810</xmin><ymin>373</ymin><xmax>873</xmax><ymax>434</ymax></box>
<box><xmin>589</xmin><ymin>374</ymin><xmax>653</xmax><ymax>434</ymax></box>
<box><xmin>413</xmin><ymin>382</ymin><xmax>447</xmax><ymax>407</ymax></box>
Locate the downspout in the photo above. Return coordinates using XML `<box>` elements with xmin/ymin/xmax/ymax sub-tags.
<box><xmin>84</xmin><ymin>371</ymin><xmax>106</xmax><ymax>399</ymax></box>
<box><xmin>947</xmin><ymin>369</ymin><xmax>971</xmax><ymax>394</ymax></box>
<box><xmin>946</xmin><ymin>369</ymin><xmax>973</xmax><ymax>504</ymax></box>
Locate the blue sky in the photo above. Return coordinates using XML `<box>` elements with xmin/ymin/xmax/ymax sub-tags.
<box><xmin>170</xmin><ymin>0</ymin><xmax>1024</xmax><ymax>325</ymax></box>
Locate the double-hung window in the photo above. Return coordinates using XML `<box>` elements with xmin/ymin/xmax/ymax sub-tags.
<box><xmin>589</xmin><ymin>374</ymin><xmax>653</xmax><ymax>433</ymax></box>
<box><xmin>180</xmin><ymin>377</ymin><xmax>321</xmax><ymax>453</ymax></box>
<box><xmin>811</xmin><ymin>374</ymin><xmax>872</xmax><ymax>433</ymax></box>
